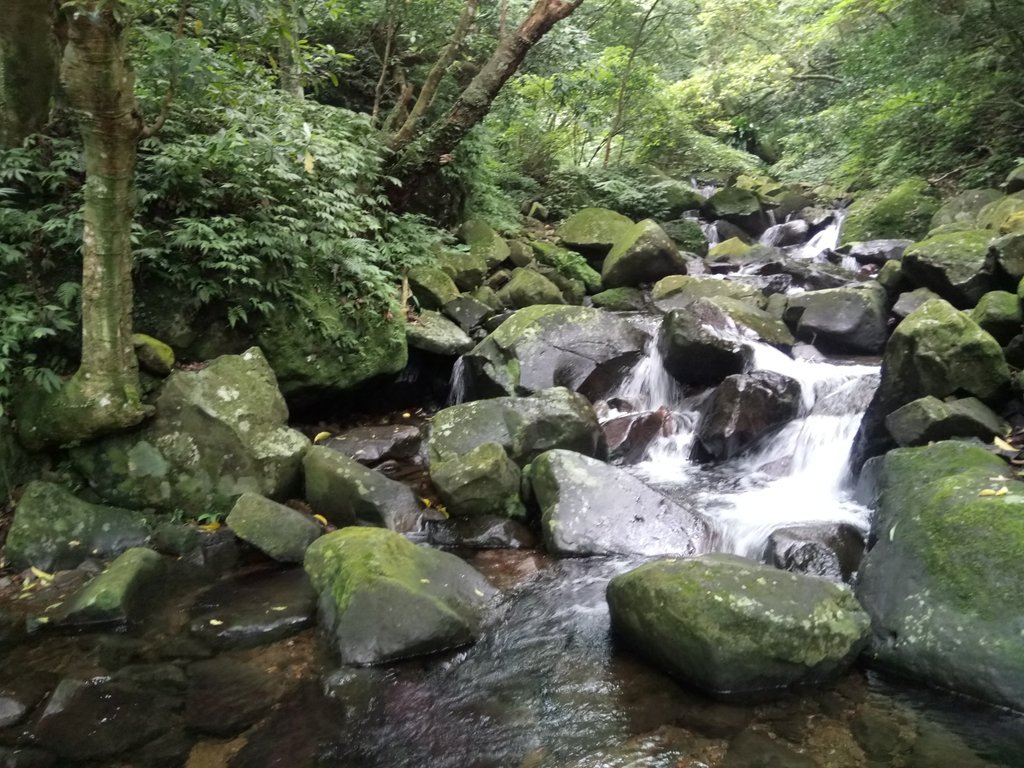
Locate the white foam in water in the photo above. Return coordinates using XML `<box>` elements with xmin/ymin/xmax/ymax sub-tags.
<box><xmin>792</xmin><ymin>208</ymin><xmax>848</xmax><ymax>261</ymax></box>
<box><xmin>447</xmin><ymin>356</ymin><xmax>468</xmax><ymax>406</ymax></box>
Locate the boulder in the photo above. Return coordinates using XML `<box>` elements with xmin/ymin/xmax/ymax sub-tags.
<box><xmin>5</xmin><ymin>482</ymin><xmax>150</xmax><ymax>571</ymax></box>
<box><xmin>558</xmin><ymin>208</ymin><xmax>634</xmax><ymax>257</ymax></box>
<box><xmin>707</xmin><ymin>237</ymin><xmax>752</xmax><ymax>263</ymax></box>
<box><xmin>607</xmin><ymin>553</ymin><xmax>870</xmax><ymax>698</ymax></box>
<box><xmin>877</xmin><ymin>259</ymin><xmax>908</xmax><ymax>299</ymax></box>
<box><xmin>851</xmin><ymin>299</ymin><xmax>1010</xmax><ymax>469</ymax></box>
<box><xmin>930</xmin><ymin>189</ymin><xmax>1002</xmax><ymax>230</ymax></box>
<box><xmin>426</xmin><ymin>515</ymin><xmax>538</xmax><ymax>550</ymax></box>
<box><xmin>661</xmin><ymin>218</ymin><xmax>708</xmax><ymax>257</ymax></box>
<box><xmin>429</xmin><ymin>442</ymin><xmax>526</xmax><ymax>519</ymax></box>
<box><xmin>495</xmin><ymin>268</ymin><xmax>565</xmax><ymax>308</ymax></box>
<box><xmin>900</xmin><ymin>230</ymin><xmax>997</xmax><ymax>308</ymax></box>
<box><xmin>303</xmin><ymin>527</ymin><xmax>495</xmax><ymax>665</ymax></box>
<box><xmin>71</xmin><ymin>348</ymin><xmax>310</xmax><ymax>513</ymax></box>
<box><xmin>303</xmin><ymin>447</ymin><xmax>421</xmax><ymax>531</ymax></box>
<box><xmin>132</xmin><ymin>333</ymin><xmax>175</xmax><ymax>376</ymax></box>
<box><xmin>602</xmin><ymin>409</ymin><xmax>671</xmax><ymax>463</ymax></box>
<box><xmin>760</xmin><ymin>220</ymin><xmax>809</xmax><ymax>248</ymax></box>
<box><xmin>703</xmin><ymin>187</ymin><xmax>770</xmax><ymax>237</ymax></box>
<box><xmin>531</xmin><ymin>241</ymin><xmax>603</xmax><ymax>293</ymax></box>
<box><xmin>590</xmin><ymin>287</ymin><xmax>648</xmax><ymax>311</ymax></box>
<box><xmin>406</xmin><ymin>310</ymin><xmax>475</xmax><ymax>356</ymax></box>
<box><xmin>856</xmin><ymin>441</ymin><xmax>1024</xmax><ymax>710</ymax></box>
<box><xmin>764</xmin><ymin>524</ymin><xmax>864</xmax><ymax>583</ymax></box>
<box><xmin>508</xmin><ymin>240</ymin><xmax>534</xmax><ymax>267</ymax></box>
<box><xmin>784</xmin><ymin>284</ymin><xmax>888</xmax><ymax>354</ymax></box>
<box><xmin>658</xmin><ymin>301</ymin><xmax>753</xmax><ymax>386</ymax></box>
<box><xmin>529</xmin><ymin>449</ymin><xmax>708</xmax><ymax>556</ymax></box>
<box><xmin>661</xmin><ymin>181</ymin><xmax>706</xmax><ymax>219</ymax></box>
<box><xmin>990</xmin><ymin>232</ymin><xmax>1024</xmax><ymax>282</ymax></box>
<box><xmin>707</xmin><ymin>296</ymin><xmax>795</xmax><ymax>347</ymax></box>
<box><xmin>321</xmin><ymin>424</ymin><xmax>421</xmax><ymax>466</ymax></box>
<box><xmin>884</xmin><ymin>396</ymin><xmax>1008</xmax><ymax>447</ymax></box>
<box><xmin>59</xmin><ymin>547</ymin><xmax>164</xmax><ymax>626</ymax></box>
<box><xmin>969</xmin><ymin>289</ymin><xmax>1021</xmax><ymax>344</ymax></box>
<box><xmin>459</xmin><ymin>219</ymin><xmax>511</xmax><ymax>268</ymax></box>
<box><xmin>652</xmin><ymin>275</ymin><xmax>766</xmax><ymax>311</ymax></box>
<box><xmin>437</xmin><ymin>249</ymin><xmax>487</xmax><ymax>292</ymax></box>
<box><xmin>407</xmin><ymin>266</ymin><xmax>460</xmax><ymax>310</ymax></box>
<box><xmin>601</xmin><ymin>219</ymin><xmax>688</xmax><ymax>288</ymax></box>
<box><xmin>226</xmin><ymin>492</ymin><xmax>322</xmax><ymax>563</ymax></box>
<box><xmin>695</xmin><ymin>372</ymin><xmax>802</xmax><ymax>461</ymax></box>
<box><xmin>842</xmin><ymin>178</ymin><xmax>940</xmax><ymax>244</ymax></box>
<box><xmin>1005</xmin><ymin>164</ymin><xmax>1024</xmax><ymax>194</ymax></box>
<box><xmin>977</xmin><ymin>191</ymin><xmax>1024</xmax><ymax>231</ymax></box>
<box><xmin>462</xmin><ymin>305</ymin><xmax>648</xmax><ymax>398</ymax></box>
<box><xmin>892</xmin><ymin>287</ymin><xmax>942</xmax><ymax>319</ymax></box>
<box><xmin>442</xmin><ymin>294</ymin><xmax>495</xmax><ymax>333</ymax></box>
<box><xmin>428</xmin><ymin>387</ymin><xmax>602</xmax><ymax>466</ymax></box>
<box><xmin>533</xmin><ymin>264</ymin><xmax>585</xmax><ymax>305</ymax></box>
<box><xmin>838</xmin><ymin>239</ymin><xmax>912</xmax><ymax>266</ymax></box>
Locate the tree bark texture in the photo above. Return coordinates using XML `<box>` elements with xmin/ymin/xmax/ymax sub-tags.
<box><xmin>0</xmin><ymin>0</ymin><xmax>59</xmax><ymax>147</ymax></box>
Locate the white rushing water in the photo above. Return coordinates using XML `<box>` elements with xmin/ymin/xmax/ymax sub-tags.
<box><xmin>791</xmin><ymin>208</ymin><xmax>848</xmax><ymax>261</ymax></box>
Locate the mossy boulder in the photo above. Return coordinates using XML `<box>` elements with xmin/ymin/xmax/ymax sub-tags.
<box><xmin>429</xmin><ymin>442</ymin><xmax>525</xmax><ymax>520</ymax></box>
<box><xmin>406</xmin><ymin>310</ymin><xmax>475</xmax><ymax>356</ymax></box>
<box><xmin>877</xmin><ymin>259</ymin><xmax>907</xmax><ymax>299</ymax></box>
<box><xmin>459</xmin><ymin>219</ymin><xmax>511</xmax><ymax>268</ymax></box>
<box><xmin>1005</xmin><ymin>163</ymin><xmax>1024</xmax><ymax>194</ymax></box>
<box><xmin>969</xmin><ymin>289</ymin><xmax>1021</xmax><ymax>345</ymax></box>
<box><xmin>857</xmin><ymin>441</ymin><xmax>1024</xmax><ymax>710</ymax></box>
<box><xmin>900</xmin><ymin>230</ymin><xmax>997</xmax><ymax>308</ymax></box>
<box><xmin>60</xmin><ymin>548</ymin><xmax>164</xmax><ymax>626</ymax></box>
<box><xmin>702</xmin><ymin>187</ymin><xmax>770</xmax><ymax>236</ymax></box>
<box><xmin>784</xmin><ymin>284</ymin><xmax>889</xmax><ymax>354</ymax></box>
<box><xmin>437</xmin><ymin>249</ymin><xmax>488</xmax><ymax>292</ymax></box>
<box><xmin>602</xmin><ymin>219</ymin><xmax>688</xmax><ymax>289</ymax></box>
<box><xmin>851</xmin><ymin>299</ymin><xmax>1010</xmax><ymax>469</ymax></box>
<box><xmin>226</xmin><ymin>492</ymin><xmax>322</xmax><ymax>563</ymax></box>
<box><xmin>303</xmin><ymin>446</ymin><xmax>421</xmax><ymax>531</ymax></box>
<box><xmin>706</xmin><ymin>237</ymin><xmax>752</xmax><ymax>263</ymax></box>
<box><xmin>442</xmin><ymin>295</ymin><xmax>495</xmax><ymax>333</ymax></box>
<box><xmin>495</xmin><ymin>268</ymin><xmax>566</xmax><ymax>309</ymax></box>
<box><xmin>530</xmin><ymin>241</ymin><xmax>603</xmax><ymax>293</ymax></box>
<box><xmin>842</xmin><ymin>178</ymin><xmax>940</xmax><ymax>244</ymax></box>
<box><xmin>652</xmin><ymin>275</ymin><xmax>767</xmax><ymax>310</ymax></box>
<box><xmin>695</xmin><ymin>372</ymin><xmax>802</xmax><ymax>461</ymax></box>
<box><xmin>708</xmin><ymin>296</ymin><xmax>795</xmax><ymax>347</ymax></box>
<box><xmin>590</xmin><ymin>287</ymin><xmax>647</xmax><ymax>311</ymax></box>
<box><xmin>892</xmin><ymin>287</ymin><xmax>942</xmax><ymax>319</ymax></box>
<box><xmin>303</xmin><ymin>527</ymin><xmax>495</xmax><ymax>665</ymax></box>
<box><xmin>462</xmin><ymin>305</ymin><xmax>648</xmax><ymax>398</ymax></box>
<box><xmin>989</xmin><ymin>232</ymin><xmax>1024</xmax><ymax>282</ymax></box>
<box><xmin>428</xmin><ymin>387</ymin><xmax>602</xmax><ymax>467</ymax></box>
<box><xmin>71</xmin><ymin>348</ymin><xmax>310</xmax><ymax>514</ymax></box>
<box><xmin>608</xmin><ymin>553</ymin><xmax>870</xmax><ymax>698</ymax></box>
<box><xmin>558</xmin><ymin>208</ymin><xmax>634</xmax><ymax>257</ymax></box>
<box><xmin>132</xmin><ymin>333</ymin><xmax>175</xmax><ymax>377</ymax></box>
<box><xmin>884</xmin><ymin>396</ymin><xmax>1007</xmax><ymax>447</ymax></box>
<box><xmin>5</xmin><ymin>482</ymin><xmax>151</xmax><ymax>571</ymax></box>
<box><xmin>661</xmin><ymin>218</ymin><xmax>708</xmax><ymax>257</ymax></box>
<box><xmin>658</xmin><ymin>301</ymin><xmax>753</xmax><ymax>387</ymax></box>
<box><xmin>977</xmin><ymin>191</ymin><xmax>1024</xmax><ymax>231</ymax></box>
<box><xmin>408</xmin><ymin>265</ymin><xmax>460</xmax><ymax>310</ymax></box>
<box><xmin>661</xmin><ymin>182</ymin><xmax>705</xmax><ymax>219</ymax></box>
<box><xmin>930</xmin><ymin>189</ymin><xmax>1002</xmax><ymax>231</ymax></box>
<box><xmin>529</xmin><ymin>449</ymin><xmax>708</xmax><ymax>557</ymax></box>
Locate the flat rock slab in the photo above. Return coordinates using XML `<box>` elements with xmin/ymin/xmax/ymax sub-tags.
<box><xmin>186</xmin><ymin>658</ymin><xmax>278</xmax><ymax>736</ymax></box>
<box><xmin>323</xmin><ymin>424</ymin><xmax>422</xmax><ymax>465</ymax></box>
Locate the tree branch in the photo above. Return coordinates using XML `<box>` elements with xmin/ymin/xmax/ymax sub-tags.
<box><xmin>139</xmin><ymin>0</ymin><xmax>188</xmax><ymax>139</ymax></box>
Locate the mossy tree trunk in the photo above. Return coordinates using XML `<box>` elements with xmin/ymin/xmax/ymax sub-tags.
<box><xmin>0</xmin><ymin>0</ymin><xmax>59</xmax><ymax>147</ymax></box>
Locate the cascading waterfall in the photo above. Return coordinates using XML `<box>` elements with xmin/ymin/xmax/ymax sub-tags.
<box><xmin>792</xmin><ymin>208</ymin><xmax>848</xmax><ymax>261</ymax></box>
<box><xmin>447</xmin><ymin>356</ymin><xmax>468</xmax><ymax>406</ymax></box>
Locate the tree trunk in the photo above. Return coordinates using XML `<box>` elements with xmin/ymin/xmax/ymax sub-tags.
<box><xmin>389</xmin><ymin>0</ymin><xmax>583</xmax><ymax>179</ymax></box>
<box><xmin>0</xmin><ymin>0</ymin><xmax>59</xmax><ymax>147</ymax></box>
<box><xmin>278</xmin><ymin>36</ymin><xmax>304</xmax><ymax>99</ymax></box>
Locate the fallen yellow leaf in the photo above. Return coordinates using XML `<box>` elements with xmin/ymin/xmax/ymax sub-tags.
<box><xmin>421</xmin><ymin>498</ymin><xmax>433</xmax><ymax>508</ymax></box>
<box><xmin>996</xmin><ymin>486</ymin><xmax>1009</xmax><ymax>496</ymax></box>
<box><xmin>30</xmin><ymin>566</ymin><xmax>54</xmax><ymax>583</ymax></box>
<box><xmin>995</xmin><ymin>436</ymin><xmax>1016</xmax><ymax>452</ymax></box>
<box><xmin>402</xmin><ymin>412</ymin><xmax>412</xmax><ymax>418</ymax></box>
<box><xmin>198</xmin><ymin>522</ymin><xmax>221</xmax><ymax>532</ymax></box>
<box><xmin>313</xmin><ymin>514</ymin><xmax>329</xmax><ymax>526</ymax></box>
<box><xmin>980</xmin><ymin>489</ymin><xmax>998</xmax><ymax>496</ymax></box>
<box><xmin>313</xmin><ymin>431</ymin><xmax>332</xmax><ymax>444</ymax></box>
<box><xmin>209</xmin><ymin>618</ymin><xmax>224</xmax><ymax>626</ymax></box>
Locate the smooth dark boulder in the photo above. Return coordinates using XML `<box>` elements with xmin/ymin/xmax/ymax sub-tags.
<box><xmin>760</xmin><ymin>219</ymin><xmax>809</xmax><ymax>248</ymax></box>
<box><xmin>529</xmin><ymin>449</ymin><xmax>708</xmax><ymax>557</ymax></box>
<box><xmin>703</xmin><ymin>187</ymin><xmax>770</xmax><ymax>237</ymax></box>
<box><xmin>695</xmin><ymin>372</ymin><xmax>802</xmax><ymax>461</ymax></box>
<box><xmin>443</xmin><ymin>294</ymin><xmax>495</xmax><ymax>333</ymax></box>
<box><xmin>322</xmin><ymin>424</ymin><xmax>421</xmax><ymax>466</ymax></box>
<box><xmin>602</xmin><ymin>409</ymin><xmax>671</xmax><ymax>464</ymax></box>
<box><xmin>839</xmin><ymin>239</ymin><xmax>912</xmax><ymax>266</ymax></box>
<box><xmin>892</xmin><ymin>287</ymin><xmax>941</xmax><ymax>319</ymax></box>
<box><xmin>764</xmin><ymin>524</ymin><xmax>865</xmax><ymax>583</ymax></box>
<box><xmin>784</xmin><ymin>284</ymin><xmax>888</xmax><ymax>354</ymax></box>
<box><xmin>226</xmin><ymin>492</ymin><xmax>322</xmax><ymax>563</ymax></box>
<box><xmin>658</xmin><ymin>300</ymin><xmax>753</xmax><ymax>386</ymax></box>
<box><xmin>425</xmin><ymin>515</ymin><xmax>538</xmax><ymax>550</ymax></box>
<box><xmin>602</xmin><ymin>219</ymin><xmax>688</xmax><ymax>288</ymax></box>
<box><xmin>607</xmin><ymin>554</ymin><xmax>870</xmax><ymax>698</ymax></box>
<box><xmin>884</xmin><ymin>396</ymin><xmax>1007</xmax><ymax>447</ymax></box>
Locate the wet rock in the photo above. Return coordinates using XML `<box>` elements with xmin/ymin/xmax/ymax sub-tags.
<box><xmin>784</xmin><ymin>283</ymin><xmax>888</xmax><ymax>354</ymax></box>
<box><xmin>406</xmin><ymin>310</ymin><xmax>475</xmax><ymax>356</ymax></box>
<box><xmin>463</xmin><ymin>305</ymin><xmax>648</xmax><ymax>399</ymax></box>
<box><xmin>226</xmin><ymin>493</ymin><xmax>322</xmax><ymax>563</ymax></box>
<box><xmin>0</xmin><ymin>748</ymin><xmax>55</xmax><ymax>768</ymax></box>
<box><xmin>703</xmin><ymin>187</ymin><xmax>770</xmax><ymax>237</ymax></box>
<box><xmin>496</xmin><ymin>268</ymin><xmax>566</xmax><ymax>308</ymax></box>
<box><xmin>590</xmin><ymin>287</ymin><xmax>648</xmax><ymax>311</ymax></box>
<box><xmin>322</xmin><ymin>425</ymin><xmax>420</xmax><ymax>467</ymax></box>
<box><xmin>186</xmin><ymin>658</ymin><xmax>277</xmax><ymax>736</ymax></box>
<box><xmin>839</xmin><ymin>239</ymin><xmax>912</xmax><ymax>266</ymax></box>
<box><xmin>30</xmin><ymin>676</ymin><xmax>179</xmax><ymax>760</ymax></box>
<box><xmin>531</xmin><ymin>241</ymin><xmax>603</xmax><ymax>293</ymax></box>
<box><xmin>608</xmin><ymin>553</ymin><xmax>870</xmax><ymax>698</ymax></box>
<box><xmin>70</xmin><ymin>348</ymin><xmax>310</xmax><ymax>513</ymax></box>
<box><xmin>179</xmin><ymin>526</ymin><xmax>240</xmax><ymax>578</ymax></box>
<box><xmin>529</xmin><ymin>449</ymin><xmax>709</xmax><ymax>557</ymax></box>
<box><xmin>707</xmin><ymin>237</ymin><xmax>753</xmax><ymax>264</ymax></box>
<box><xmin>443</xmin><ymin>294</ymin><xmax>495</xmax><ymax>333</ymax></box>
<box><xmin>695</xmin><ymin>372</ymin><xmax>802</xmax><ymax>461</ymax></box>
<box><xmin>602</xmin><ymin>409</ymin><xmax>670</xmax><ymax>464</ymax></box>
<box><xmin>428</xmin><ymin>387</ymin><xmax>602</xmax><ymax>466</ymax></box>
<box><xmin>900</xmin><ymin>230</ymin><xmax>998</xmax><ymax>308</ymax></box>
<box><xmin>304</xmin><ymin>527</ymin><xmax>495</xmax><ymax>665</ymax></box>
<box><xmin>303</xmin><ymin>446</ymin><xmax>422</xmax><ymax>531</ymax></box>
<box><xmin>189</xmin><ymin>567</ymin><xmax>317</xmax><ymax>649</ymax></box>
<box><xmin>723</xmin><ymin>729</ymin><xmax>817</xmax><ymax>768</ymax></box>
<box><xmin>764</xmin><ymin>524</ymin><xmax>865</xmax><ymax>583</ymax></box>
<box><xmin>892</xmin><ymin>287</ymin><xmax>942</xmax><ymax>319</ymax></box>
<box><xmin>780</xmin><ymin>260</ymin><xmax>852</xmax><ymax>291</ymax></box>
<box><xmin>658</xmin><ymin>301</ymin><xmax>754</xmax><ymax>386</ymax></box>
<box><xmin>460</xmin><ymin>218</ymin><xmax>511</xmax><ymax>269</ymax></box>
<box><xmin>601</xmin><ymin>219</ymin><xmax>688</xmax><ymax>288</ymax></box>
<box><xmin>151</xmin><ymin>521</ymin><xmax>201</xmax><ymax>556</ymax></box>
<box><xmin>429</xmin><ymin>442</ymin><xmax>526</xmax><ymax>520</ymax></box>
<box><xmin>908</xmin><ymin>721</ymin><xmax>991</xmax><ymax>768</ymax></box>
<box><xmin>5</xmin><ymin>482</ymin><xmax>150</xmax><ymax>571</ymax></box>
<box><xmin>58</xmin><ymin>547</ymin><xmax>164</xmax><ymax>626</ymax></box>
<box><xmin>969</xmin><ymin>289</ymin><xmax>1022</xmax><ymax>344</ymax></box>
<box><xmin>885</xmin><ymin>395</ymin><xmax>1008</xmax><ymax>447</ymax></box>
<box><xmin>707</xmin><ymin>297</ymin><xmax>795</xmax><ymax>347</ymax></box>
<box><xmin>425</xmin><ymin>515</ymin><xmax>538</xmax><ymax>549</ymax></box>
<box><xmin>132</xmin><ymin>333</ymin><xmax>175</xmax><ymax>376</ymax></box>
<box><xmin>0</xmin><ymin>696</ymin><xmax>26</xmax><ymax>729</ymax></box>
<box><xmin>652</xmin><ymin>275</ymin><xmax>767</xmax><ymax>311</ymax></box>
<box><xmin>760</xmin><ymin>219</ymin><xmax>809</xmax><ymax>248</ymax></box>
<box><xmin>558</xmin><ymin>208</ymin><xmax>634</xmax><ymax>258</ymax></box>
<box><xmin>857</xmin><ymin>441</ymin><xmax>1024</xmax><ymax>710</ymax></box>
<box><xmin>135</xmin><ymin>729</ymin><xmax>195</xmax><ymax>768</ymax></box>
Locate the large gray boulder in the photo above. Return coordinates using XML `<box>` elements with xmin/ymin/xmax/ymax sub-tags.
<box><xmin>71</xmin><ymin>348</ymin><xmax>310</xmax><ymax>514</ymax></box>
<box><xmin>429</xmin><ymin>442</ymin><xmax>526</xmax><ymax>520</ymax></box>
<box><xmin>784</xmin><ymin>284</ymin><xmax>888</xmax><ymax>354</ymax></box>
<box><xmin>6</xmin><ymin>482</ymin><xmax>150</xmax><ymax>571</ymax></box>
<box><xmin>651</xmin><ymin>275</ymin><xmax>767</xmax><ymax>311</ymax></box>
<box><xmin>658</xmin><ymin>300</ymin><xmax>753</xmax><ymax>386</ymax></box>
<box><xmin>462</xmin><ymin>305</ymin><xmax>648</xmax><ymax>399</ymax></box>
<box><xmin>408</xmin><ymin>265</ymin><xmax>460</xmax><ymax>310</ymax></box>
<box><xmin>857</xmin><ymin>441</ymin><xmax>1024</xmax><ymax>710</ymax></box>
<box><xmin>900</xmin><ymin>230</ymin><xmax>997</xmax><ymax>308</ymax></box>
<box><xmin>495</xmin><ymin>268</ymin><xmax>566</xmax><ymax>308</ymax></box>
<box><xmin>529</xmin><ymin>449</ymin><xmax>709</xmax><ymax>557</ymax></box>
<box><xmin>607</xmin><ymin>553</ymin><xmax>869</xmax><ymax>698</ymax></box>
<box><xmin>558</xmin><ymin>208</ymin><xmax>634</xmax><ymax>258</ymax></box>
<box><xmin>930</xmin><ymin>189</ymin><xmax>1002</xmax><ymax>230</ymax></box>
<box><xmin>303</xmin><ymin>447</ymin><xmax>421</xmax><ymax>531</ymax></box>
<box><xmin>459</xmin><ymin>219</ymin><xmax>511</xmax><ymax>268</ymax></box>
<box><xmin>428</xmin><ymin>387</ymin><xmax>602</xmax><ymax>467</ymax></box>
<box><xmin>406</xmin><ymin>310</ymin><xmax>475</xmax><ymax>356</ymax></box>
<box><xmin>695</xmin><ymin>372</ymin><xmax>802</xmax><ymax>461</ymax></box>
<box><xmin>226</xmin><ymin>492</ymin><xmax>322</xmax><ymax>563</ymax></box>
<box><xmin>601</xmin><ymin>219</ymin><xmax>688</xmax><ymax>288</ymax></box>
<box><xmin>304</xmin><ymin>527</ymin><xmax>495</xmax><ymax>665</ymax></box>
<box><xmin>702</xmin><ymin>187</ymin><xmax>770</xmax><ymax>237</ymax></box>
<box><xmin>884</xmin><ymin>396</ymin><xmax>1007</xmax><ymax>447</ymax></box>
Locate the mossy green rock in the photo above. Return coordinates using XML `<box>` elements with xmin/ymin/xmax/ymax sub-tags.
<box><xmin>900</xmin><ymin>229</ymin><xmax>996</xmax><ymax>308</ymax></box>
<box><xmin>303</xmin><ymin>446</ymin><xmax>421</xmax><ymax>531</ymax></box>
<box><xmin>785</xmin><ymin>284</ymin><xmax>888</xmax><ymax>354</ymax></box>
<box><xmin>652</xmin><ymin>275</ymin><xmax>766</xmax><ymax>310</ymax></box>
<box><xmin>1005</xmin><ymin>163</ymin><xmax>1024</xmax><ymax>194</ymax></box>
<box><xmin>590</xmin><ymin>287</ymin><xmax>647</xmax><ymax>311</ymax></box>
<box><xmin>303</xmin><ymin>527</ymin><xmax>495</xmax><ymax>665</ymax></box>
<box><xmin>707</xmin><ymin>237</ymin><xmax>752</xmax><ymax>262</ymax></box>
<box><xmin>857</xmin><ymin>441</ymin><xmax>1024</xmax><ymax>710</ymax></box>
<box><xmin>459</xmin><ymin>219</ymin><xmax>511</xmax><ymax>268</ymax></box>
<box><xmin>558</xmin><ymin>208</ymin><xmax>634</xmax><ymax>255</ymax></box>
<box><xmin>496</xmin><ymin>268</ymin><xmax>565</xmax><ymax>308</ymax></box>
<box><xmin>60</xmin><ymin>547</ymin><xmax>164</xmax><ymax>626</ymax></box>
<box><xmin>530</xmin><ymin>449</ymin><xmax>708</xmax><ymax>557</ymax></box>
<box><xmin>530</xmin><ymin>241</ymin><xmax>602</xmax><ymax>293</ymax></box>
<box><xmin>71</xmin><ymin>348</ymin><xmax>310</xmax><ymax>514</ymax></box>
<box><xmin>507</xmin><ymin>240</ymin><xmax>534</xmax><ymax>268</ymax></box>
<box><xmin>877</xmin><ymin>259</ymin><xmax>906</xmax><ymax>299</ymax></box>
<box><xmin>226</xmin><ymin>492</ymin><xmax>322</xmax><ymax>563</ymax></box>
<box><xmin>703</xmin><ymin>186</ymin><xmax>769</xmax><ymax>236</ymax></box>
<box><xmin>602</xmin><ymin>219</ymin><xmax>688</xmax><ymax>289</ymax></box>
<box><xmin>429</xmin><ymin>442</ymin><xmax>525</xmax><ymax>519</ymax></box>
<box><xmin>408</xmin><ymin>265</ymin><xmax>460</xmax><ymax>310</ymax></box>
<box><xmin>406</xmin><ymin>310</ymin><xmax>475</xmax><ymax>356</ymax></box>
<box><xmin>969</xmin><ymin>290</ymin><xmax>1021</xmax><ymax>345</ymax></box>
<box><xmin>842</xmin><ymin>178</ymin><xmax>940</xmax><ymax>244</ymax></box>
<box><xmin>437</xmin><ymin>249</ymin><xmax>487</xmax><ymax>292</ymax></box>
<box><xmin>660</xmin><ymin>218</ymin><xmax>708</xmax><ymax>257</ymax></box>
<box><xmin>608</xmin><ymin>553</ymin><xmax>869</xmax><ymax>698</ymax></box>
<box><xmin>132</xmin><ymin>333</ymin><xmax>175</xmax><ymax>377</ymax></box>
<box><xmin>661</xmin><ymin>183</ymin><xmax>705</xmax><ymax>219</ymax></box>
<box><xmin>658</xmin><ymin>302</ymin><xmax>753</xmax><ymax>387</ymax></box>
<box><xmin>463</xmin><ymin>305</ymin><xmax>648</xmax><ymax>398</ymax></box>
<box><xmin>533</xmin><ymin>265</ymin><xmax>585</xmax><ymax>305</ymax></box>
<box><xmin>892</xmin><ymin>287</ymin><xmax>942</xmax><ymax>319</ymax></box>
<box><xmin>989</xmin><ymin>232</ymin><xmax>1024</xmax><ymax>282</ymax></box>
<box><xmin>6</xmin><ymin>482</ymin><xmax>150</xmax><ymax>571</ymax></box>
<box><xmin>978</xmin><ymin>191</ymin><xmax>1024</xmax><ymax>231</ymax></box>
<box><xmin>708</xmin><ymin>296</ymin><xmax>795</xmax><ymax>347</ymax></box>
<box><xmin>930</xmin><ymin>189</ymin><xmax>1002</xmax><ymax>230</ymax></box>
<box><xmin>428</xmin><ymin>387</ymin><xmax>601</xmax><ymax>467</ymax></box>
<box><xmin>884</xmin><ymin>396</ymin><xmax>1007</xmax><ymax>447</ymax></box>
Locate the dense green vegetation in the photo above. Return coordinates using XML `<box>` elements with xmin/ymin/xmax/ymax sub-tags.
<box><xmin>3</xmin><ymin>0</ymin><xmax>1024</xmax><ymax>416</ymax></box>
